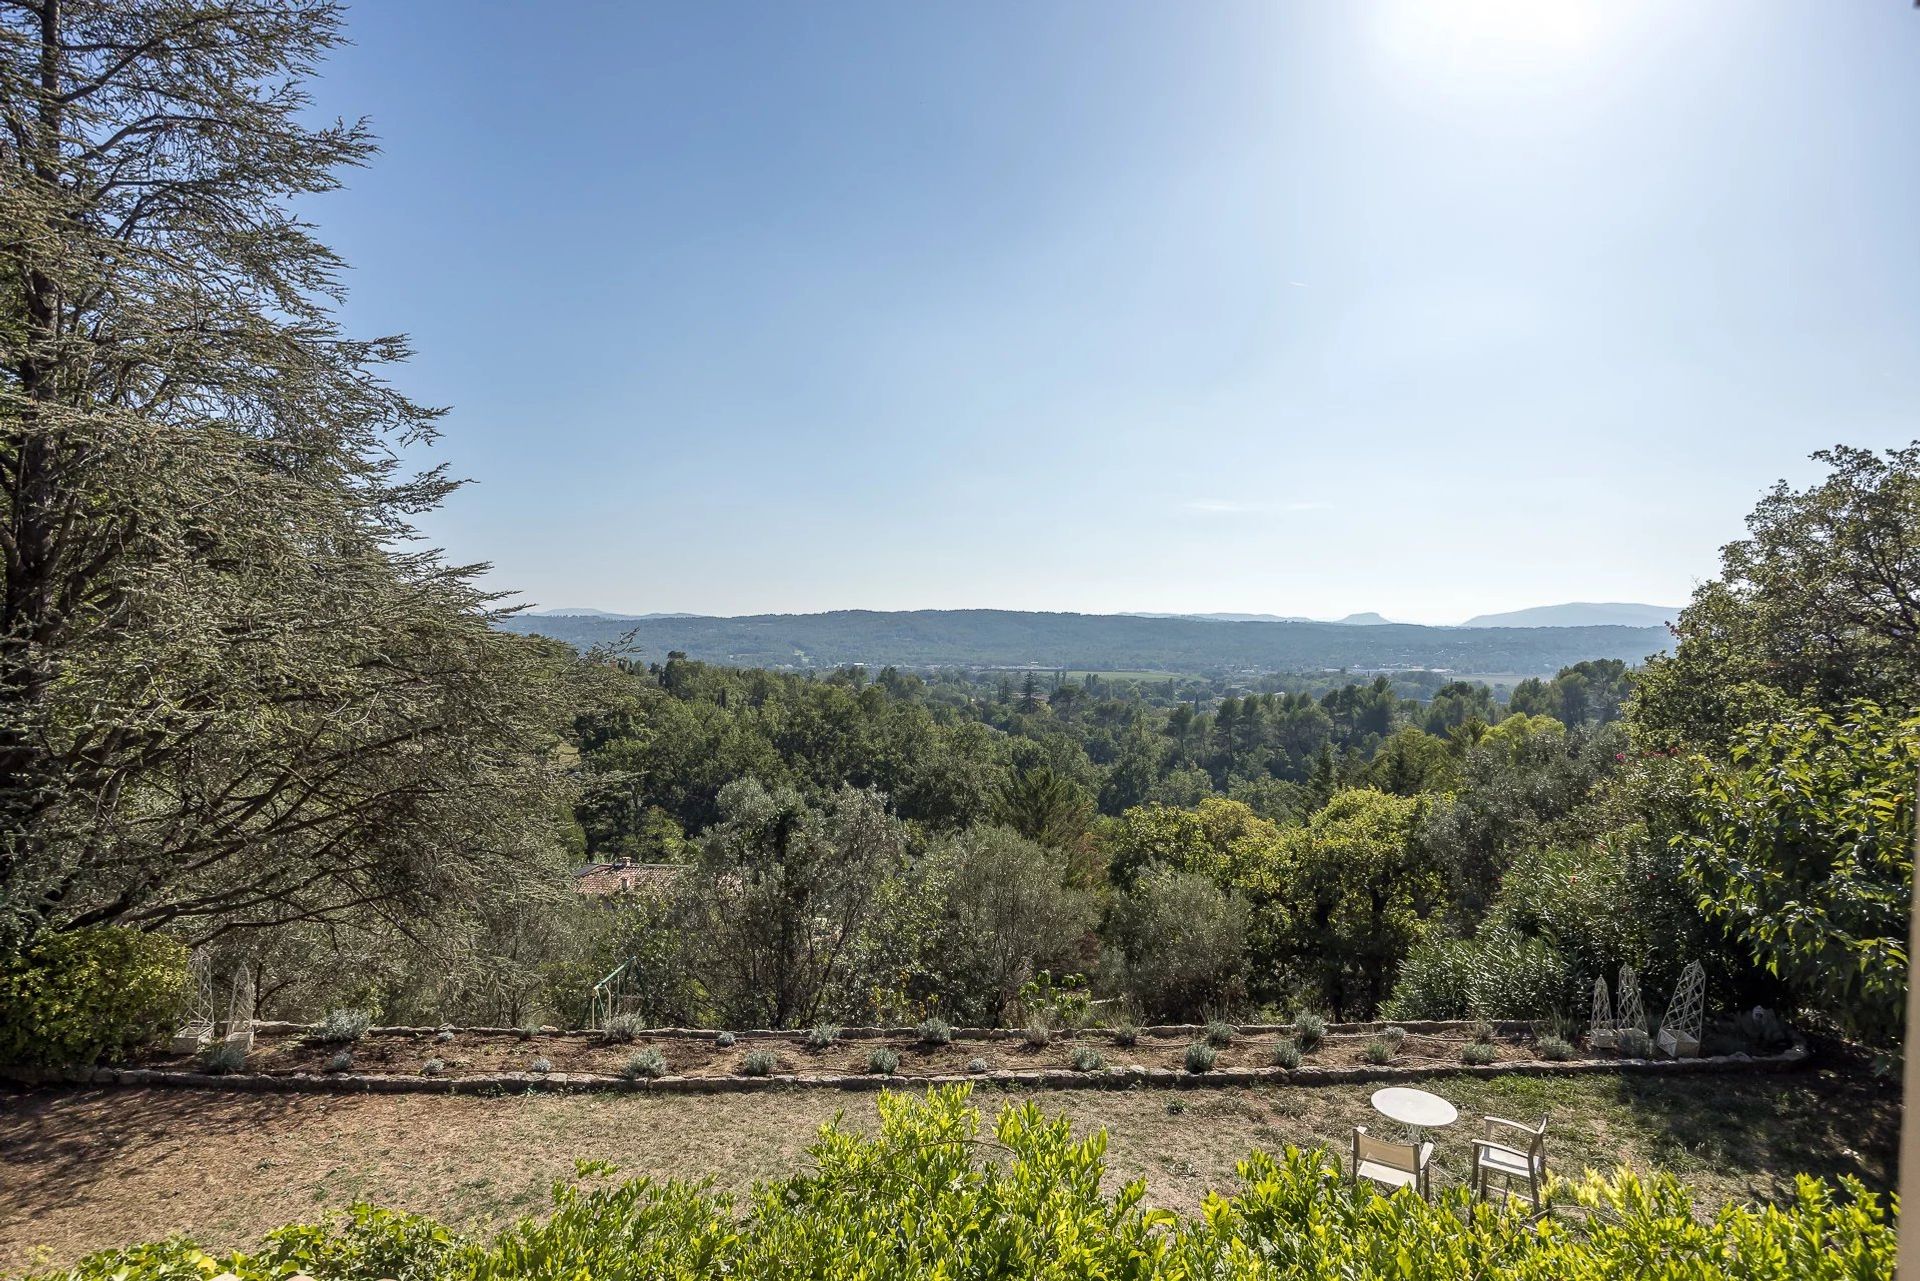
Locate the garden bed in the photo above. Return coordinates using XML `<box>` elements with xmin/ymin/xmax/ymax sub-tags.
<box><xmin>55</xmin><ymin>1018</ymin><xmax>1808</xmax><ymax>1095</ymax></box>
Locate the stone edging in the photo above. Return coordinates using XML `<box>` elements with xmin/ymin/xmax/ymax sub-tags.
<box><xmin>15</xmin><ymin>1040</ymin><xmax>1810</xmax><ymax>1097</ymax></box>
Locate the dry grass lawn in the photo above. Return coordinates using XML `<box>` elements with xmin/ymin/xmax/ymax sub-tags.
<box><xmin>0</xmin><ymin>1066</ymin><xmax>1896</xmax><ymax>1275</ymax></box>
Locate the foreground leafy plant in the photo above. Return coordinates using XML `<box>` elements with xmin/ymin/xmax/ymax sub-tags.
<box><xmin>37</xmin><ymin>1088</ymin><xmax>1894</xmax><ymax>1281</ymax></box>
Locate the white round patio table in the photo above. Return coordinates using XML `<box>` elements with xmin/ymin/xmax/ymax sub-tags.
<box><xmin>1370</xmin><ymin>1086</ymin><xmax>1458</xmax><ymax>1143</ymax></box>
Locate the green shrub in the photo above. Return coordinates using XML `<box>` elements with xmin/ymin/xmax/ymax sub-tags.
<box><xmin>1679</xmin><ymin>700</ymin><xmax>1920</xmax><ymax>1052</ymax></box>
<box><xmin>1536</xmin><ymin>1035</ymin><xmax>1575</xmax><ymax>1061</ymax></box>
<box><xmin>601</xmin><ymin>1013</ymin><xmax>643</xmax><ymax>1043</ymax></box>
<box><xmin>917</xmin><ymin>1017</ymin><xmax>953</xmax><ymax>1045</ymax></box>
<box><xmin>622</xmin><ymin>1048</ymin><xmax>666</xmax><ymax>1080</ymax></box>
<box><xmin>435</xmin><ymin>1029</ymin><xmax>455</xmax><ymax>1043</ymax></box>
<box><xmin>803</xmin><ymin>1024</ymin><xmax>841</xmax><ymax>1050</ymax></box>
<box><xmin>1380</xmin><ymin>1025</ymin><xmax>1408</xmax><ymax>1048</ymax></box>
<box><xmin>1106</xmin><ymin>866</ymin><xmax>1249</xmax><ymax>1021</ymax></box>
<box><xmin>530</xmin><ymin>1056</ymin><xmax>553</xmax><ymax>1074</ymax></box>
<box><xmin>715</xmin><ymin>1030</ymin><xmax>737</xmax><ymax>1048</ymax></box>
<box><xmin>1362</xmin><ymin>1037</ymin><xmax>1394</xmax><ymax>1064</ymax></box>
<box><xmin>1203</xmin><ymin>1020</ymin><xmax>1236</xmax><ymax>1048</ymax></box>
<box><xmin>741</xmin><ymin>1049</ymin><xmax>777</xmax><ymax>1077</ymax></box>
<box><xmin>198</xmin><ymin>1040</ymin><xmax>247</xmax><ymax>1075</ymax></box>
<box><xmin>0</xmin><ymin>927</ymin><xmax>188</xmax><ymax>1069</ymax></box>
<box><xmin>1382</xmin><ymin>929</ymin><xmax>1571</xmax><ymax>1023</ymax></box>
<box><xmin>35</xmin><ymin>1089</ymin><xmax>1895</xmax><ymax>1281</ymax></box>
<box><xmin>1461</xmin><ymin>1042</ymin><xmax>1496</xmax><ymax>1065</ymax></box>
<box><xmin>1271</xmin><ymin>1039</ymin><xmax>1301</xmax><ymax>1069</ymax></box>
<box><xmin>422</xmin><ymin>1058</ymin><xmax>445</xmax><ymax>1077</ymax></box>
<box><xmin>1617</xmin><ymin>1027</ymin><xmax>1654</xmax><ymax>1058</ymax></box>
<box><xmin>1022</xmin><ymin>1019</ymin><xmax>1051</xmax><ymax>1048</ymax></box>
<box><xmin>1293</xmin><ymin>1012</ymin><xmax>1326</xmax><ymax>1051</ymax></box>
<box><xmin>966</xmin><ymin>1056</ymin><xmax>989</xmax><ymax>1073</ymax></box>
<box><xmin>1112</xmin><ymin>1025</ymin><xmax>1140</xmax><ymax>1048</ymax></box>
<box><xmin>867</xmin><ymin>1046</ymin><xmax>899</xmax><ymax>1075</ymax></box>
<box><xmin>1070</xmin><ymin>1046</ymin><xmax>1105</xmax><ymax>1072</ymax></box>
<box><xmin>1469</xmin><ymin>1019</ymin><xmax>1496</xmax><ymax>1044</ymax></box>
<box><xmin>315</xmin><ymin>1009</ymin><xmax>371</xmax><ymax>1044</ymax></box>
<box><xmin>1183</xmin><ymin>1042</ymin><xmax>1216</xmax><ymax>1073</ymax></box>
<box><xmin>324</xmin><ymin>1050</ymin><xmax>353</xmax><ymax>1074</ymax></box>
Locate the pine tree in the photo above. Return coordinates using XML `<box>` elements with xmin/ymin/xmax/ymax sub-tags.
<box><xmin>0</xmin><ymin>1</ymin><xmax>576</xmax><ymax>948</ymax></box>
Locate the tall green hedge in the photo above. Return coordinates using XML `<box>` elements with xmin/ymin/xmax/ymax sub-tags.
<box><xmin>32</xmin><ymin>1087</ymin><xmax>1895</xmax><ymax>1280</ymax></box>
<box><xmin>0</xmin><ymin>927</ymin><xmax>188</xmax><ymax>1069</ymax></box>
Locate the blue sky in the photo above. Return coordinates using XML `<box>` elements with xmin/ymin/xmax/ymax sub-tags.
<box><xmin>309</xmin><ymin>2</ymin><xmax>1920</xmax><ymax>624</ymax></box>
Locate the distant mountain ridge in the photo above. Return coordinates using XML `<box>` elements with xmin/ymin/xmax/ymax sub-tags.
<box><xmin>1461</xmin><ymin>602</ymin><xmax>1679</xmax><ymax>629</ymax></box>
<box><xmin>499</xmin><ymin>608</ymin><xmax>1670</xmax><ymax>676</ymax></box>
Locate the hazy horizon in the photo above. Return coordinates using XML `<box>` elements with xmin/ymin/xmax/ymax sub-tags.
<box><xmin>308</xmin><ymin>3</ymin><xmax>1920</xmax><ymax>619</ymax></box>
<box><xmin>519</xmin><ymin>600</ymin><xmax>1682</xmax><ymax>629</ymax></box>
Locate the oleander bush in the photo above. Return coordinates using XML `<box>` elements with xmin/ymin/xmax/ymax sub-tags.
<box><xmin>34</xmin><ymin>1089</ymin><xmax>1894</xmax><ymax>1281</ymax></box>
<box><xmin>0</xmin><ymin>927</ymin><xmax>188</xmax><ymax>1069</ymax></box>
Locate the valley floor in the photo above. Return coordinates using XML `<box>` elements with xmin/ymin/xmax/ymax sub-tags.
<box><xmin>0</xmin><ymin>1066</ymin><xmax>1896</xmax><ymax>1274</ymax></box>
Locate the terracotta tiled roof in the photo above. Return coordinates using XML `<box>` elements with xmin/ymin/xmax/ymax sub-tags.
<box><xmin>572</xmin><ymin>861</ymin><xmax>682</xmax><ymax>897</ymax></box>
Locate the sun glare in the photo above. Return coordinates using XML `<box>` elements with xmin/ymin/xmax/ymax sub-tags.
<box><xmin>1370</xmin><ymin>0</ymin><xmax>1633</xmax><ymax>93</ymax></box>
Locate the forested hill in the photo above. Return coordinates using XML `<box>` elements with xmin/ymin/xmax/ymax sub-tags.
<box><xmin>498</xmin><ymin>609</ymin><xmax>1670</xmax><ymax>674</ymax></box>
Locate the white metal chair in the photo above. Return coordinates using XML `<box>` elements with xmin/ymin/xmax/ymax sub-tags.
<box><xmin>1471</xmin><ymin>1115</ymin><xmax>1548</xmax><ymax>1209</ymax></box>
<box><xmin>1351</xmin><ymin>1125</ymin><xmax>1434</xmax><ymax>1199</ymax></box>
